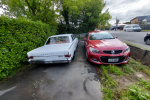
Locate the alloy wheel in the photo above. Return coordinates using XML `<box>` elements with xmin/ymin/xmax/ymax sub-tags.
<box><xmin>146</xmin><ymin>39</ymin><xmax>150</xmax><ymax>45</ymax></box>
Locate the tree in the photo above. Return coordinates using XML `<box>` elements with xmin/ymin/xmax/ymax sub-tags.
<box><xmin>0</xmin><ymin>0</ymin><xmax>60</xmax><ymax>29</ymax></box>
<box><xmin>1</xmin><ymin>0</ymin><xmax>111</xmax><ymax>33</ymax></box>
<box><xmin>124</xmin><ymin>22</ymin><xmax>130</xmax><ymax>24</ymax></box>
<box><xmin>79</xmin><ymin>0</ymin><xmax>111</xmax><ymax>32</ymax></box>
<box><xmin>58</xmin><ymin>0</ymin><xmax>111</xmax><ymax>33</ymax></box>
<box><xmin>134</xmin><ymin>21</ymin><xmax>139</xmax><ymax>24</ymax></box>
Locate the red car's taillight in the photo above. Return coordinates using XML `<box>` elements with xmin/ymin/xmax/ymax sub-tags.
<box><xmin>65</xmin><ymin>54</ymin><xmax>71</xmax><ymax>57</ymax></box>
<box><xmin>28</xmin><ymin>56</ymin><xmax>33</xmax><ymax>59</ymax></box>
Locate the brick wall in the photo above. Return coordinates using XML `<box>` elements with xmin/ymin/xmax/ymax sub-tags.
<box><xmin>131</xmin><ymin>18</ymin><xmax>139</xmax><ymax>24</ymax></box>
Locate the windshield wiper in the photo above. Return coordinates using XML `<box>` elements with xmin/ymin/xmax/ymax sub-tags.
<box><xmin>99</xmin><ymin>38</ymin><xmax>115</xmax><ymax>40</ymax></box>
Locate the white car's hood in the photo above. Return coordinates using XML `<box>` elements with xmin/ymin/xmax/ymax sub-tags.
<box><xmin>27</xmin><ymin>43</ymin><xmax>71</xmax><ymax>56</ymax></box>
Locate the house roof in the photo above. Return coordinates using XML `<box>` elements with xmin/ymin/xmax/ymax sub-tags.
<box><xmin>131</xmin><ymin>15</ymin><xmax>150</xmax><ymax>21</ymax></box>
<box><xmin>136</xmin><ymin>16</ymin><xmax>147</xmax><ymax>21</ymax></box>
<box><xmin>145</xmin><ymin>16</ymin><xmax>150</xmax><ymax>21</ymax></box>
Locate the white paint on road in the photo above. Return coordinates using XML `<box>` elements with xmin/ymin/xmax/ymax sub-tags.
<box><xmin>0</xmin><ymin>86</ymin><xmax>16</xmax><ymax>96</ymax></box>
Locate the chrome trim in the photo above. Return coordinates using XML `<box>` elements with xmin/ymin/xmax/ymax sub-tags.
<box><xmin>99</xmin><ymin>56</ymin><xmax>126</xmax><ymax>64</ymax></box>
<box><xmin>91</xmin><ymin>58</ymin><xmax>99</xmax><ymax>62</ymax></box>
<box><xmin>102</xmin><ymin>50</ymin><xmax>123</xmax><ymax>55</ymax></box>
<box><xmin>29</xmin><ymin>60</ymin><xmax>70</xmax><ymax>64</ymax></box>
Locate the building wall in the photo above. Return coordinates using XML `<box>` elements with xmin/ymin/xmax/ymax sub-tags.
<box><xmin>131</xmin><ymin>18</ymin><xmax>139</xmax><ymax>24</ymax></box>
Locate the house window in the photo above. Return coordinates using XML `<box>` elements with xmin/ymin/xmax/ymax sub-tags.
<box><xmin>147</xmin><ymin>22</ymin><xmax>150</xmax><ymax>24</ymax></box>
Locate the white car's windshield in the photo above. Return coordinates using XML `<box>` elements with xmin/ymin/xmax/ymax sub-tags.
<box><xmin>89</xmin><ymin>32</ymin><xmax>115</xmax><ymax>40</ymax></box>
<box><xmin>46</xmin><ymin>36</ymin><xmax>70</xmax><ymax>44</ymax></box>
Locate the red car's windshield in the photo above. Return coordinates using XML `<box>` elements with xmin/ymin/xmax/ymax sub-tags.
<box><xmin>89</xmin><ymin>32</ymin><xmax>114</xmax><ymax>40</ymax></box>
<box><xmin>46</xmin><ymin>36</ymin><xmax>70</xmax><ymax>44</ymax></box>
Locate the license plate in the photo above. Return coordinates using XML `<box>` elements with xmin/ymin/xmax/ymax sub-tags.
<box><xmin>108</xmin><ymin>58</ymin><xmax>119</xmax><ymax>62</ymax></box>
<box><xmin>44</xmin><ymin>61</ymin><xmax>53</xmax><ymax>63</ymax></box>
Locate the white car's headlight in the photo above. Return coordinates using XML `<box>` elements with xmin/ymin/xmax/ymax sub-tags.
<box><xmin>125</xmin><ymin>46</ymin><xmax>130</xmax><ymax>52</ymax></box>
<box><xmin>89</xmin><ymin>47</ymin><xmax>100</xmax><ymax>54</ymax></box>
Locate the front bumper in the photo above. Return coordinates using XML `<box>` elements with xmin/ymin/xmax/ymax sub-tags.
<box><xmin>28</xmin><ymin>60</ymin><xmax>71</xmax><ymax>64</ymax></box>
<box><xmin>134</xmin><ymin>29</ymin><xmax>141</xmax><ymax>31</ymax></box>
<box><xmin>87</xmin><ymin>51</ymin><xmax>130</xmax><ymax>64</ymax></box>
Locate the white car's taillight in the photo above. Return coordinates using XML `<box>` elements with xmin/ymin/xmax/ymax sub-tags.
<box><xmin>28</xmin><ymin>56</ymin><xmax>33</xmax><ymax>59</ymax></box>
<box><xmin>65</xmin><ymin>54</ymin><xmax>71</xmax><ymax>57</ymax></box>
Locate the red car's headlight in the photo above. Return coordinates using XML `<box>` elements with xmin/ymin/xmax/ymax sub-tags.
<box><xmin>125</xmin><ymin>46</ymin><xmax>130</xmax><ymax>52</ymax></box>
<box><xmin>89</xmin><ymin>47</ymin><xmax>100</xmax><ymax>54</ymax></box>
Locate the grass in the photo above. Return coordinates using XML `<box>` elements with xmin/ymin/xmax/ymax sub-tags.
<box><xmin>97</xmin><ymin>58</ymin><xmax>150</xmax><ymax>100</ymax></box>
<box><xmin>121</xmin><ymin>64</ymin><xmax>134</xmax><ymax>74</ymax></box>
<box><xmin>141</xmin><ymin>30</ymin><xmax>150</xmax><ymax>32</ymax></box>
<box><xmin>128</xmin><ymin>58</ymin><xmax>150</xmax><ymax>76</ymax></box>
<box><xmin>78</xmin><ymin>37</ymin><xmax>84</xmax><ymax>39</ymax></box>
<box><xmin>123</xmin><ymin>41</ymin><xmax>150</xmax><ymax>51</ymax></box>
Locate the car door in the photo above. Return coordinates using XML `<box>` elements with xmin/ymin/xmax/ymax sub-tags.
<box><xmin>129</xmin><ymin>26</ymin><xmax>132</xmax><ymax>31</ymax></box>
<box><xmin>72</xmin><ymin>35</ymin><xmax>78</xmax><ymax>49</ymax></box>
<box><xmin>71</xmin><ymin>35</ymin><xmax>76</xmax><ymax>51</ymax></box>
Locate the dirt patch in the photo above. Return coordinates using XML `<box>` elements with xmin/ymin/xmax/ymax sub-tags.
<box><xmin>109</xmin><ymin>74</ymin><xmax>136</xmax><ymax>90</ymax></box>
<box><xmin>96</xmin><ymin>65</ymin><xmax>150</xmax><ymax>90</ymax></box>
<box><xmin>135</xmin><ymin>72</ymin><xmax>150</xmax><ymax>82</ymax></box>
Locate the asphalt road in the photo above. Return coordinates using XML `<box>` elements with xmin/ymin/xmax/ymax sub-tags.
<box><xmin>0</xmin><ymin>41</ymin><xmax>102</xmax><ymax>100</ymax></box>
<box><xmin>109</xmin><ymin>31</ymin><xmax>150</xmax><ymax>49</ymax></box>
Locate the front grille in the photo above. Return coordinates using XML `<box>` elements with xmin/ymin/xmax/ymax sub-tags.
<box><xmin>100</xmin><ymin>56</ymin><xmax>126</xmax><ymax>64</ymax></box>
<box><xmin>103</xmin><ymin>50</ymin><xmax>123</xmax><ymax>54</ymax></box>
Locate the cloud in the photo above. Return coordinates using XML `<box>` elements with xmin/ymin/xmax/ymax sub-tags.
<box><xmin>103</xmin><ymin>0</ymin><xmax>150</xmax><ymax>24</ymax></box>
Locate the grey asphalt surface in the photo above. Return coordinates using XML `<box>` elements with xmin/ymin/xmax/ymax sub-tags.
<box><xmin>109</xmin><ymin>31</ymin><xmax>150</xmax><ymax>49</ymax></box>
<box><xmin>0</xmin><ymin>40</ymin><xmax>102</xmax><ymax>100</ymax></box>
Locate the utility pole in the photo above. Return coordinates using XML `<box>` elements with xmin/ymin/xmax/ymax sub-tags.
<box><xmin>116</xmin><ymin>18</ymin><xmax>119</xmax><ymax>31</ymax></box>
<box><xmin>116</xmin><ymin>18</ymin><xmax>117</xmax><ymax>31</ymax></box>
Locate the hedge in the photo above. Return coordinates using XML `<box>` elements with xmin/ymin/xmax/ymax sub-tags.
<box><xmin>0</xmin><ymin>16</ymin><xmax>56</xmax><ymax>80</ymax></box>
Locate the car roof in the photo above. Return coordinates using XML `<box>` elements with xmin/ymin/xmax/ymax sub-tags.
<box><xmin>50</xmin><ymin>34</ymin><xmax>72</xmax><ymax>37</ymax></box>
<box><xmin>88</xmin><ymin>31</ymin><xmax>108</xmax><ymax>34</ymax></box>
<box><xmin>125</xmin><ymin>24</ymin><xmax>139</xmax><ymax>26</ymax></box>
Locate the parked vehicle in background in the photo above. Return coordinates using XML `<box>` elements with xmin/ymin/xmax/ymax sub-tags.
<box><xmin>84</xmin><ymin>31</ymin><xmax>130</xmax><ymax>64</ymax></box>
<box><xmin>27</xmin><ymin>34</ymin><xmax>78</xmax><ymax>64</ymax></box>
<box><xmin>144</xmin><ymin>33</ymin><xmax>150</xmax><ymax>45</ymax></box>
<box><xmin>123</xmin><ymin>24</ymin><xmax>142</xmax><ymax>32</ymax></box>
<box><xmin>94</xmin><ymin>28</ymin><xmax>100</xmax><ymax>31</ymax></box>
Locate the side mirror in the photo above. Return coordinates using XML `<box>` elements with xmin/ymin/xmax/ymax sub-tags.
<box><xmin>84</xmin><ymin>38</ymin><xmax>87</xmax><ymax>41</ymax></box>
<box><xmin>115</xmin><ymin>36</ymin><xmax>117</xmax><ymax>38</ymax></box>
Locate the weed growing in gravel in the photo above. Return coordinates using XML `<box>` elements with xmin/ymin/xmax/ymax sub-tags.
<box><xmin>120</xmin><ymin>79</ymin><xmax>150</xmax><ymax>100</ymax></box>
<box><xmin>121</xmin><ymin>65</ymin><xmax>134</xmax><ymax>74</ymax></box>
<box><xmin>99</xmin><ymin>63</ymin><xmax>150</xmax><ymax>100</ymax></box>
<box><xmin>128</xmin><ymin>58</ymin><xmax>150</xmax><ymax>77</ymax></box>
<box><xmin>108</xmin><ymin>65</ymin><xmax>123</xmax><ymax>77</ymax></box>
<box><xmin>100</xmin><ymin>65</ymin><xmax>118</xmax><ymax>100</ymax></box>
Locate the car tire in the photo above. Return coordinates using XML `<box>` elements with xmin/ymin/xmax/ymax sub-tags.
<box><xmin>146</xmin><ymin>38</ymin><xmax>150</xmax><ymax>45</ymax></box>
<box><xmin>72</xmin><ymin>51</ymin><xmax>75</xmax><ymax>60</ymax></box>
<box><xmin>86</xmin><ymin>50</ymin><xmax>89</xmax><ymax>61</ymax></box>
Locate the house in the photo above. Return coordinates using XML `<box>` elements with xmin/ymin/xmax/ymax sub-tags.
<box><xmin>130</xmin><ymin>15</ymin><xmax>150</xmax><ymax>24</ymax></box>
<box><xmin>142</xmin><ymin>16</ymin><xmax>150</xmax><ymax>24</ymax></box>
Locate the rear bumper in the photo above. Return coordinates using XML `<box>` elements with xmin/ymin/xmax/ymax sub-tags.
<box><xmin>28</xmin><ymin>60</ymin><xmax>71</xmax><ymax>64</ymax></box>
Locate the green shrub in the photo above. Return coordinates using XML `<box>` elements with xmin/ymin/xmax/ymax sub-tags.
<box><xmin>0</xmin><ymin>16</ymin><xmax>56</xmax><ymax>80</ymax></box>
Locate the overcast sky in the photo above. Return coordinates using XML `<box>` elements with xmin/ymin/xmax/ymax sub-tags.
<box><xmin>102</xmin><ymin>0</ymin><xmax>150</xmax><ymax>25</ymax></box>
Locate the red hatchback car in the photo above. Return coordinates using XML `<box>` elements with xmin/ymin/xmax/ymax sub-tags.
<box><xmin>84</xmin><ymin>31</ymin><xmax>130</xmax><ymax>64</ymax></box>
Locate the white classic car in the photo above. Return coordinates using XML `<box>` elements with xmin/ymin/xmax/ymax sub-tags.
<box><xmin>27</xmin><ymin>34</ymin><xmax>78</xmax><ymax>64</ymax></box>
